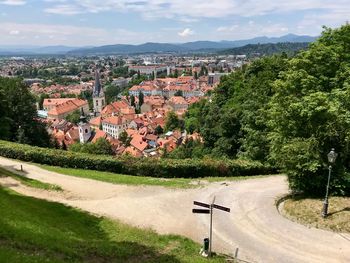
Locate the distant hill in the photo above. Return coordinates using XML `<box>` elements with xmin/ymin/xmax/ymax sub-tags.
<box><xmin>0</xmin><ymin>34</ymin><xmax>317</xmax><ymax>55</ymax></box>
<box><xmin>219</xmin><ymin>42</ymin><xmax>311</xmax><ymax>56</ymax></box>
<box><xmin>0</xmin><ymin>45</ymin><xmax>86</xmax><ymax>55</ymax></box>
<box><xmin>68</xmin><ymin>34</ymin><xmax>317</xmax><ymax>55</ymax></box>
<box><xmin>71</xmin><ymin>42</ymin><xmax>189</xmax><ymax>55</ymax></box>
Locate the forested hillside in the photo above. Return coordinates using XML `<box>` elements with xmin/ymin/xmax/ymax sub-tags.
<box><xmin>184</xmin><ymin>24</ymin><xmax>350</xmax><ymax>196</ymax></box>
<box><xmin>219</xmin><ymin>42</ymin><xmax>310</xmax><ymax>56</ymax></box>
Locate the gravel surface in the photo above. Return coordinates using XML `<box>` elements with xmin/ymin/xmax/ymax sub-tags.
<box><xmin>0</xmin><ymin>157</ymin><xmax>349</xmax><ymax>263</ymax></box>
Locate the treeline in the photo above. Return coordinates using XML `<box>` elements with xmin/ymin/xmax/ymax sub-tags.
<box><xmin>185</xmin><ymin>25</ymin><xmax>350</xmax><ymax>196</ymax></box>
<box><xmin>219</xmin><ymin>42</ymin><xmax>310</xmax><ymax>57</ymax></box>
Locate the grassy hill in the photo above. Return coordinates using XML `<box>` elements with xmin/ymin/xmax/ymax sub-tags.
<box><xmin>0</xmin><ymin>178</ymin><xmax>224</xmax><ymax>262</ymax></box>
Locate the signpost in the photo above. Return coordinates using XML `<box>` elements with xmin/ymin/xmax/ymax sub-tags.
<box><xmin>192</xmin><ymin>196</ymin><xmax>230</xmax><ymax>257</ymax></box>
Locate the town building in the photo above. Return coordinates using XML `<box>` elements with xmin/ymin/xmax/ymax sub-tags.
<box><xmin>112</xmin><ymin>77</ymin><xmax>129</xmax><ymax>88</ymax></box>
<box><xmin>47</xmin><ymin>99</ymin><xmax>89</xmax><ymax>120</ymax></box>
<box><xmin>43</xmin><ymin>98</ymin><xmax>76</xmax><ymax>112</ymax></box>
<box><xmin>167</xmin><ymin>96</ymin><xmax>189</xmax><ymax>112</ymax></box>
<box><xmin>102</xmin><ymin>116</ymin><xmax>129</xmax><ymax>139</ymax></box>
<box><xmin>208</xmin><ymin>72</ymin><xmax>229</xmax><ymax>86</ymax></box>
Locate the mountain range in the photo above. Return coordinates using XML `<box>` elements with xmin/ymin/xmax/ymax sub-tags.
<box><xmin>0</xmin><ymin>34</ymin><xmax>317</xmax><ymax>56</ymax></box>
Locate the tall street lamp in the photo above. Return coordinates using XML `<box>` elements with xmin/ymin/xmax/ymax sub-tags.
<box><xmin>322</xmin><ymin>148</ymin><xmax>338</xmax><ymax>218</ymax></box>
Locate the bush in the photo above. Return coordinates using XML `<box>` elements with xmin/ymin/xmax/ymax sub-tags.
<box><xmin>0</xmin><ymin>140</ymin><xmax>275</xmax><ymax>178</ymax></box>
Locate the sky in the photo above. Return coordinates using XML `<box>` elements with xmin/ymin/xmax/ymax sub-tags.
<box><xmin>0</xmin><ymin>0</ymin><xmax>349</xmax><ymax>46</ymax></box>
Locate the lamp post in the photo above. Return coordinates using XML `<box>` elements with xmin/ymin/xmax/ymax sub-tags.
<box><xmin>322</xmin><ymin>148</ymin><xmax>338</xmax><ymax>218</ymax></box>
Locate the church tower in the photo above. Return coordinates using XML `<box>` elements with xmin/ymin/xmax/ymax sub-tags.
<box><xmin>78</xmin><ymin>111</ymin><xmax>91</xmax><ymax>144</ymax></box>
<box><xmin>93</xmin><ymin>69</ymin><xmax>105</xmax><ymax>115</ymax></box>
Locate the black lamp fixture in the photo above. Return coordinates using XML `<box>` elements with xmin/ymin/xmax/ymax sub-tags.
<box><xmin>322</xmin><ymin>148</ymin><xmax>338</xmax><ymax>218</ymax></box>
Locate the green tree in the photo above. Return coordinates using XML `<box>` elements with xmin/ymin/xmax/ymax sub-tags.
<box><xmin>38</xmin><ymin>93</ymin><xmax>49</xmax><ymax>110</ymax></box>
<box><xmin>268</xmin><ymin>24</ymin><xmax>350</xmax><ymax>196</ymax></box>
<box><xmin>154</xmin><ymin>125</ymin><xmax>163</xmax><ymax>135</ymax></box>
<box><xmin>174</xmin><ymin>69</ymin><xmax>179</xmax><ymax>78</ymax></box>
<box><xmin>168</xmin><ymin>138</ymin><xmax>207</xmax><ymax>159</ymax></box>
<box><xmin>61</xmin><ymin>140</ymin><xmax>67</xmax><ymax>151</ymax></box>
<box><xmin>79</xmin><ymin>90</ymin><xmax>93</xmax><ymax>110</ymax></box>
<box><xmin>174</xmin><ymin>90</ymin><xmax>183</xmax><ymax>97</ymax></box>
<box><xmin>119</xmin><ymin>130</ymin><xmax>131</xmax><ymax>146</ymax></box>
<box><xmin>69</xmin><ymin>138</ymin><xmax>113</xmax><ymax>155</ymax></box>
<box><xmin>0</xmin><ymin>89</ymin><xmax>10</xmax><ymax>139</ymax></box>
<box><xmin>92</xmin><ymin>138</ymin><xmax>114</xmax><ymax>155</ymax></box>
<box><xmin>0</xmin><ymin>77</ymin><xmax>51</xmax><ymax>147</ymax></box>
<box><xmin>183</xmin><ymin>55</ymin><xmax>287</xmax><ymax>159</ymax></box>
<box><xmin>139</xmin><ymin>91</ymin><xmax>144</xmax><ymax>107</ymax></box>
<box><xmin>105</xmin><ymin>84</ymin><xmax>121</xmax><ymax>104</ymax></box>
<box><xmin>130</xmin><ymin>95</ymin><xmax>136</xmax><ymax>107</ymax></box>
<box><xmin>65</xmin><ymin>110</ymin><xmax>81</xmax><ymax>124</ymax></box>
<box><xmin>165</xmin><ymin>111</ymin><xmax>181</xmax><ymax>131</ymax></box>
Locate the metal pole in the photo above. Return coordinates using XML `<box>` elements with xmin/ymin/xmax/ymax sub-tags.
<box><xmin>209</xmin><ymin>204</ymin><xmax>213</xmax><ymax>257</ymax></box>
<box><xmin>209</xmin><ymin>196</ymin><xmax>215</xmax><ymax>257</ymax></box>
<box><xmin>322</xmin><ymin>165</ymin><xmax>332</xmax><ymax>217</ymax></box>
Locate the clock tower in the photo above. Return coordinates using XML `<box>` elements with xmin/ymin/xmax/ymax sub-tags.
<box><xmin>93</xmin><ymin>69</ymin><xmax>105</xmax><ymax>115</ymax></box>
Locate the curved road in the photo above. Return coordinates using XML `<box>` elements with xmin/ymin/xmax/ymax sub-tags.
<box><xmin>0</xmin><ymin>157</ymin><xmax>349</xmax><ymax>263</ymax></box>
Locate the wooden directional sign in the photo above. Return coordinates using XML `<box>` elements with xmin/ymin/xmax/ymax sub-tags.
<box><xmin>192</xmin><ymin>198</ymin><xmax>230</xmax><ymax>257</ymax></box>
<box><xmin>193</xmin><ymin>201</ymin><xmax>210</xmax><ymax>208</ymax></box>
<box><xmin>193</xmin><ymin>201</ymin><xmax>230</xmax><ymax>212</ymax></box>
<box><xmin>212</xmin><ymin>204</ymin><xmax>230</xmax><ymax>213</ymax></box>
<box><xmin>192</xmin><ymin>209</ymin><xmax>210</xmax><ymax>214</ymax></box>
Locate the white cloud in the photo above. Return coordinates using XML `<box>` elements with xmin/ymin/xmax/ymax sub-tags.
<box><xmin>41</xmin><ymin>0</ymin><xmax>350</xmax><ymax>21</ymax></box>
<box><xmin>0</xmin><ymin>0</ymin><xmax>26</xmax><ymax>5</ymax></box>
<box><xmin>178</xmin><ymin>28</ymin><xmax>194</xmax><ymax>37</ymax></box>
<box><xmin>216</xmin><ymin>21</ymin><xmax>290</xmax><ymax>39</ymax></box>
<box><xmin>39</xmin><ymin>1</ymin><xmax>350</xmax><ymax>39</ymax></box>
<box><xmin>44</xmin><ymin>4</ymin><xmax>83</xmax><ymax>15</ymax></box>
<box><xmin>0</xmin><ymin>22</ymin><xmax>155</xmax><ymax>45</ymax></box>
<box><xmin>217</xmin><ymin>25</ymin><xmax>239</xmax><ymax>32</ymax></box>
<box><xmin>1</xmin><ymin>0</ymin><xmax>349</xmax><ymax>44</ymax></box>
<box><xmin>9</xmin><ymin>30</ymin><xmax>19</xmax><ymax>35</ymax></box>
<box><xmin>297</xmin><ymin>8</ymin><xmax>350</xmax><ymax>33</ymax></box>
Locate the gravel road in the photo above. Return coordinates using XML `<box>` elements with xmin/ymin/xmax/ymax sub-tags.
<box><xmin>0</xmin><ymin>157</ymin><xmax>349</xmax><ymax>263</ymax></box>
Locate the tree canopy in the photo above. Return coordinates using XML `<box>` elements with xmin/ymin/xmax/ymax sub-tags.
<box><xmin>268</xmin><ymin>25</ymin><xmax>350</xmax><ymax>195</ymax></box>
<box><xmin>0</xmin><ymin>77</ymin><xmax>51</xmax><ymax>147</ymax></box>
<box><xmin>183</xmin><ymin>24</ymin><xmax>350</xmax><ymax>196</ymax></box>
<box><xmin>69</xmin><ymin>138</ymin><xmax>114</xmax><ymax>155</ymax></box>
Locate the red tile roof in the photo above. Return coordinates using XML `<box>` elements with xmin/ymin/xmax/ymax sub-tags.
<box><xmin>48</xmin><ymin>99</ymin><xmax>88</xmax><ymax>116</ymax></box>
<box><xmin>102</xmin><ymin>116</ymin><xmax>127</xmax><ymax>126</ymax></box>
<box><xmin>130</xmin><ymin>134</ymin><xmax>148</xmax><ymax>152</ymax></box>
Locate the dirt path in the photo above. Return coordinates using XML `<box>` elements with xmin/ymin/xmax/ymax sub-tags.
<box><xmin>0</xmin><ymin>157</ymin><xmax>349</xmax><ymax>263</ymax></box>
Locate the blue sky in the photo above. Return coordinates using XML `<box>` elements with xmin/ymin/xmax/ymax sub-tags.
<box><xmin>0</xmin><ymin>0</ymin><xmax>348</xmax><ymax>46</ymax></box>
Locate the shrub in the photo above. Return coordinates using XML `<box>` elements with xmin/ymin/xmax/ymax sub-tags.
<box><xmin>0</xmin><ymin>140</ymin><xmax>275</xmax><ymax>178</ymax></box>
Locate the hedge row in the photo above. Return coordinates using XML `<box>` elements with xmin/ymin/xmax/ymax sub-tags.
<box><xmin>0</xmin><ymin>140</ymin><xmax>276</xmax><ymax>178</ymax></box>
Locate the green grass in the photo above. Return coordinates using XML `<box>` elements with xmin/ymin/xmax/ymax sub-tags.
<box><xmin>0</xmin><ymin>185</ymin><xmax>226</xmax><ymax>263</ymax></box>
<box><xmin>0</xmin><ymin>167</ymin><xmax>62</xmax><ymax>191</ymax></box>
<box><xmin>283</xmin><ymin>195</ymin><xmax>350</xmax><ymax>233</ymax></box>
<box><xmin>39</xmin><ymin>164</ymin><xmax>275</xmax><ymax>188</ymax></box>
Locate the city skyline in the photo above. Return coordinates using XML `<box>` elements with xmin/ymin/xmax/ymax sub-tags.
<box><xmin>0</xmin><ymin>0</ymin><xmax>348</xmax><ymax>46</ymax></box>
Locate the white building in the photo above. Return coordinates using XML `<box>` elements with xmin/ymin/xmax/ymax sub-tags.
<box><xmin>112</xmin><ymin>77</ymin><xmax>129</xmax><ymax>88</ymax></box>
<box><xmin>78</xmin><ymin>116</ymin><xmax>92</xmax><ymax>144</ymax></box>
<box><xmin>102</xmin><ymin>116</ymin><xmax>129</xmax><ymax>139</ymax></box>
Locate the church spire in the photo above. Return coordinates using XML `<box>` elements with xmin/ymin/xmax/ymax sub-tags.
<box><xmin>93</xmin><ymin>69</ymin><xmax>103</xmax><ymax>97</ymax></box>
<box><xmin>92</xmin><ymin>67</ymin><xmax>106</xmax><ymax>115</ymax></box>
